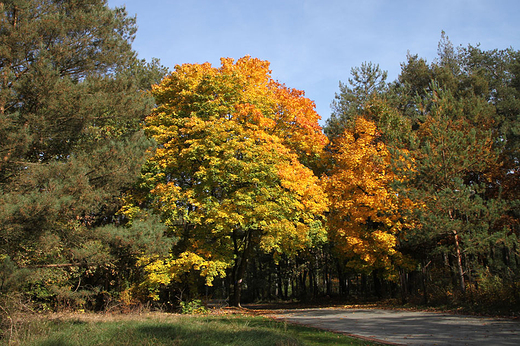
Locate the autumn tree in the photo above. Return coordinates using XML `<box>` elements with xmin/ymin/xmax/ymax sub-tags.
<box><xmin>124</xmin><ymin>56</ymin><xmax>328</xmax><ymax>306</ymax></box>
<box><xmin>323</xmin><ymin>33</ymin><xmax>519</xmax><ymax>305</ymax></box>
<box><xmin>326</xmin><ymin>117</ymin><xmax>413</xmax><ymax>280</ymax></box>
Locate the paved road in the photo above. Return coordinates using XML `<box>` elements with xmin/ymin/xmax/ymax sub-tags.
<box><xmin>267</xmin><ymin>308</ymin><xmax>520</xmax><ymax>345</ymax></box>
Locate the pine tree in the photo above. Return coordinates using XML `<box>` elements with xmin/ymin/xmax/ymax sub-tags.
<box><xmin>325</xmin><ymin>62</ymin><xmax>388</xmax><ymax>139</ymax></box>
<box><xmin>0</xmin><ymin>0</ymin><xmax>168</xmax><ymax>303</ymax></box>
<box><xmin>391</xmin><ymin>33</ymin><xmax>518</xmax><ymax>299</ymax></box>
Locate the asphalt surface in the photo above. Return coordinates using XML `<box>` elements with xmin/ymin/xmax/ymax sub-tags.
<box><xmin>267</xmin><ymin>307</ymin><xmax>520</xmax><ymax>345</ymax></box>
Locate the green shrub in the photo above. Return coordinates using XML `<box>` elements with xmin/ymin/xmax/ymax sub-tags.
<box><xmin>179</xmin><ymin>299</ymin><xmax>208</xmax><ymax>314</ymax></box>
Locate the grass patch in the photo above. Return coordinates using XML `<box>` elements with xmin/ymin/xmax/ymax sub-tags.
<box><xmin>8</xmin><ymin>312</ymin><xmax>375</xmax><ymax>346</ymax></box>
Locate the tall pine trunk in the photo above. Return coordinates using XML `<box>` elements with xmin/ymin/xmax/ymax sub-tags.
<box><xmin>453</xmin><ymin>230</ymin><xmax>466</xmax><ymax>293</ymax></box>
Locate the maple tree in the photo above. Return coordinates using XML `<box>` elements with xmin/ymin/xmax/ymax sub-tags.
<box><xmin>2</xmin><ymin>20</ymin><xmax>518</xmax><ymax>312</ymax></box>
<box><xmin>325</xmin><ymin>117</ymin><xmax>413</xmax><ymax>277</ymax></box>
<box><xmin>124</xmin><ymin>56</ymin><xmax>328</xmax><ymax>306</ymax></box>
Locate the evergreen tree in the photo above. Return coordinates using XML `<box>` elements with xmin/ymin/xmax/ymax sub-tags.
<box><xmin>0</xmin><ymin>0</ymin><xmax>168</xmax><ymax>305</ymax></box>
<box><xmin>406</xmin><ymin>84</ymin><xmax>499</xmax><ymax>293</ymax></box>
<box><xmin>390</xmin><ymin>33</ymin><xmax>519</xmax><ymax>301</ymax></box>
<box><xmin>325</xmin><ymin>62</ymin><xmax>388</xmax><ymax>139</ymax></box>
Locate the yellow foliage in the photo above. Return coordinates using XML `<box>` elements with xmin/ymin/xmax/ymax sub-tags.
<box><xmin>326</xmin><ymin>117</ymin><xmax>414</xmax><ymax>273</ymax></box>
<box><xmin>125</xmin><ymin>56</ymin><xmax>329</xmax><ymax>292</ymax></box>
<box><xmin>137</xmin><ymin>252</ymin><xmax>230</xmax><ymax>300</ymax></box>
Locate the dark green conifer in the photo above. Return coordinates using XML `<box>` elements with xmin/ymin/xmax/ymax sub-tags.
<box><xmin>0</xmin><ymin>0</ymin><xmax>168</xmax><ymax>304</ymax></box>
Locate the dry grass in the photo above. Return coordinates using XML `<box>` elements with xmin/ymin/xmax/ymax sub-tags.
<box><xmin>2</xmin><ymin>309</ymin><xmax>374</xmax><ymax>346</ymax></box>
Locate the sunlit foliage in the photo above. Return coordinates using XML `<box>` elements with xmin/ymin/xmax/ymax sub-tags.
<box><xmin>124</xmin><ymin>56</ymin><xmax>328</xmax><ymax>305</ymax></box>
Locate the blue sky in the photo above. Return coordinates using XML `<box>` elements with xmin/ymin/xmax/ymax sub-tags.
<box><xmin>108</xmin><ymin>0</ymin><xmax>519</xmax><ymax>125</ymax></box>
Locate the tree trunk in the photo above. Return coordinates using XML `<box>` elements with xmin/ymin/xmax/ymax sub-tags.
<box><xmin>399</xmin><ymin>269</ymin><xmax>408</xmax><ymax>304</ymax></box>
<box><xmin>373</xmin><ymin>270</ymin><xmax>382</xmax><ymax>298</ymax></box>
<box><xmin>309</xmin><ymin>268</ymin><xmax>315</xmax><ymax>299</ymax></box>
<box><xmin>453</xmin><ymin>230</ymin><xmax>466</xmax><ymax>294</ymax></box>
<box><xmin>230</xmin><ymin>229</ymin><xmax>252</xmax><ymax>307</ymax></box>
<box><xmin>300</xmin><ymin>270</ymin><xmax>307</xmax><ymax>301</ymax></box>
<box><xmin>337</xmin><ymin>260</ymin><xmax>348</xmax><ymax>296</ymax></box>
<box><xmin>361</xmin><ymin>273</ymin><xmax>368</xmax><ymax>299</ymax></box>
<box><xmin>231</xmin><ymin>257</ymin><xmax>248</xmax><ymax>307</ymax></box>
<box><xmin>284</xmin><ymin>277</ymin><xmax>289</xmax><ymax>299</ymax></box>
<box><xmin>421</xmin><ymin>261</ymin><xmax>431</xmax><ymax>305</ymax></box>
<box><xmin>276</xmin><ymin>264</ymin><xmax>282</xmax><ymax>299</ymax></box>
<box><xmin>325</xmin><ymin>263</ymin><xmax>332</xmax><ymax>296</ymax></box>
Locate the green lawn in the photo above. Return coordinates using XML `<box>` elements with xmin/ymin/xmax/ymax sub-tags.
<box><xmin>11</xmin><ymin>312</ymin><xmax>375</xmax><ymax>346</ymax></box>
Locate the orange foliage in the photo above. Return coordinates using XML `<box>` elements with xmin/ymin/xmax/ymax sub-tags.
<box><xmin>326</xmin><ymin>117</ymin><xmax>413</xmax><ymax>274</ymax></box>
<box><xmin>128</xmin><ymin>56</ymin><xmax>329</xmax><ymax>289</ymax></box>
